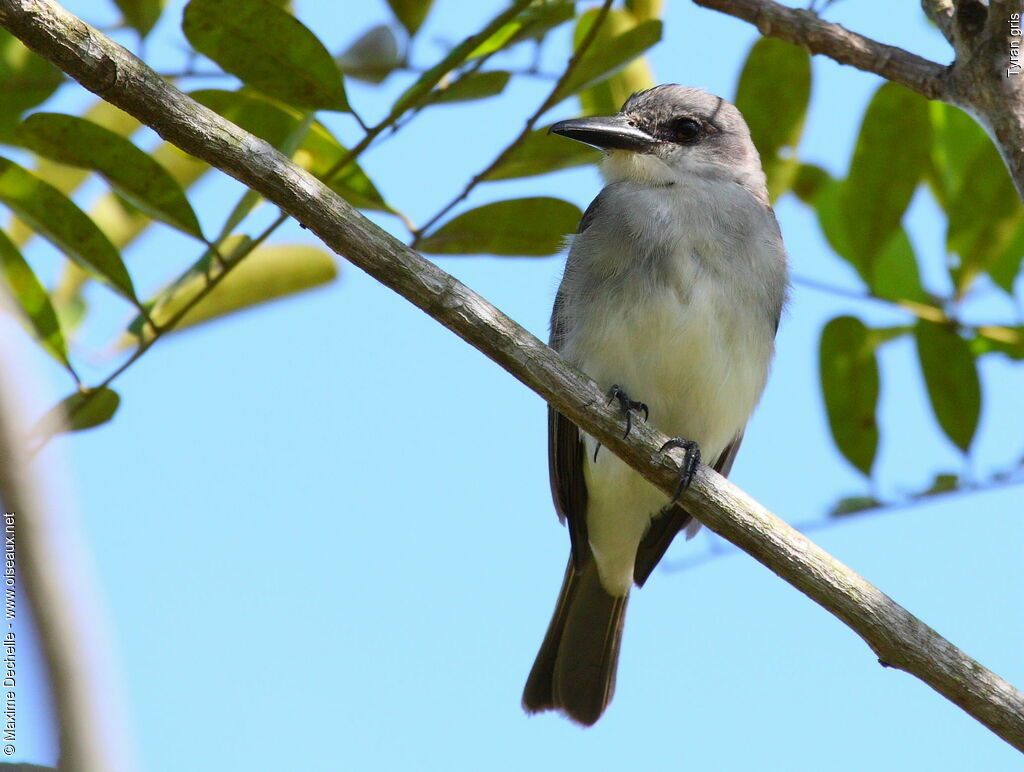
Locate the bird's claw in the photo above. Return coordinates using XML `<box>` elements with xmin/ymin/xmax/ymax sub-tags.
<box><xmin>659</xmin><ymin>438</ymin><xmax>701</xmax><ymax>505</ymax></box>
<box><xmin>608</xmin><ymin>385</ymin><xmax>648</xmax><ymax>439</ymax></box>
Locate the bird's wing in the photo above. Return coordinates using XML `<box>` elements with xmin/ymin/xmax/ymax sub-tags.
<box><xmin>547</xmin><ymin>193</ymin><xmax>611</xmax><ymax>569</ymax></box>
<box><xmin>631</xmin><ymin>432</ymin><xmax>745</xmax><ymax>587</ymax></box>
<box><xmin>711</xmin><ymin>430</ymin><xmax>744</xmax><ymax>478</ymax></box>
<box><xmin>548</xmin><ymin>405</ymin><xmax>589</xmax><ymax>570</ymax></box>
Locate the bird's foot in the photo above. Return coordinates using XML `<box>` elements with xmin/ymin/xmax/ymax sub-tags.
<box><xmin>607</xmin><ymin>384</ymin><xmax>648</xmax><ymax>439</ymax></box>
<box><xmin>659</xmin><ymin>438</ymin><xmax>701</xmax><ymax>506</ymax></box>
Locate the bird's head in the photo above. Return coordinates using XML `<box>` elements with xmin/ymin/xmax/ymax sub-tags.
<box><xmin>550</xmin><ymin>85</ymin><xmax>765</xmax><ymax>195</ymax></box>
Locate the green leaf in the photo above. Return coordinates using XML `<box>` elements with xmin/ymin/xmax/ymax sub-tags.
<box><xmin>17</xmin><ymin>113</ymin><xmax>203</xmax><ymax>239</ymax></box>
<box><xmin>624</xmin><ymin>0</ymin><xmax>662</xmax><ymax>21</ymax></box>
<box><xmin>483</xmin><ymin>123</ymin><xmax>600</xmax><ymax>181</ymax></box>
<box><xmin>388</xmin><ymin>1</ymin><xmax>531</xmax><ymax>118</ymax></box>
<box><xmin>192</xmin><ymin>89</ymin><xmax>389</xmax><ymax>212</ymax></box>
<box><xmin>734</xmin><ymin>37</ymin><xmax>811</xmax><ymax>201</ymax></box>
<box><xmin>0</xmin><ymin>30</ymin><xmax>63</xmax><ymax>143</ymax></box>
<box><xmin>182</xmin><ymin>0</ymin><xmax>349</xmax><ymax>111</ymax></box>
<box><xmin>572</xmin><ymin>9</ymin><xmax>654</xmax><ymax>117</ymax></box>
<box><xmin>429</xmin><ymin>70</ymin><xmax>511</xmax><ymax>104</ymax></box>
<box><xmin>298</xmin><ymin>125</ymin><xmax>391</xmax><ymax>211</ymax></box>
<box><xmin>113</xmin><ymin>0</ymin><xmax>165</xmax><ymax>37</ymax></box>
<box><xmin>513</xmin><ymin>0</ymin><xmax>575</xmax><ymax>43</ymax></box>
<box><xmin>24</xmin><ymin>107</ymin><xmax>210</xmax><ymax>256</ymax></box>
<box><xmin>192</xmin><ymin>88</ymin><xmax>295</xmax><ymax>143</ymax></box>
<box><xmin>35</xmin><ymin>387</ymin><xmax>120</xmax><ymax>438</ymax></box>
<box><xmin>914</xmin><ymin>320</ymin><xmax>981</xmax><ymax>453</ymax></box>
<box><xmin>946</xmin><ymin>137</ymin><xmax>1022</xmax><ymax>295</ymax></box>
<box><xmin>916</xmin><ymin>472</ymin><xmax>961</xmax><ymax>498</ymax></box>
<box><xmin>828</xmin><ymin>495</ymin><xmax>883</xmax><ymax>518</ymax></box>
<box><xmin>819</xmin><ymin>316</ymin><xmax>880</xmax><ymax>476</ymax></box>
<box><xmin>387</xmin><ymin>0</ymin><xmax>432</xmax><ymax>36</ymax></box>
<box><xmin>79</xmin><ymin>140</ymin><xmax>210</xmax><ymax>255</ymax></box>
<box><xmin>12</xmin><ymin>100</ymin><xmax>142</xmax><ymax>208</ymax></box>
<box><xmin>418</xmin><ymin>197</ymin><xmax>581</xmax><ymax>256</ymax></box>
<box><xmin>126</xmin><ymin>234</ymin><xmax>252</xmax><ymax>339</ymax></box>
<box><xmin>0</xmin><ymin>157</ymin><xmax>135</xmax><ymax>299</ymax></box>
<box><xmin>988</xmin><ymin>220</ymin><xmax>1024</xmax><ymax>294</ymax></box>
<box><xmin>472</xmin><ymin>0</ymin><xmax>574</xmax><ymax>53</ymax></box>
<box><xmin>812</xmin><ymin>178</ymin><xmax>855</xmax><ymax>264</ymax></box>
<box><xmin>55</xmin><ymin>294</ymin><xmax>86</xmax><ymax>334</ymax></box>
<box><xmin>869</xmin><ymin>227</ymin><xmax>928</xmax><ymax>303</ymax></box>
<box><xmin>558</xmin><ymin>14</ymin><xmax>661</xmax><ymax>109</ymax></box>
<box><xmin>133</xmin><ymin>244</ymin><xmax>337</xmax><ymax>343</ymax></box>
<box><xmin>791</xmin><ymin>163</ymin><xmax>831</xmax><ymax>205</ymax></box>
<box><xmin>0</xmin><ymin>228</ymin><xmax>68</xmax><ymax>366</ymax></box>
<box><xmin>813</xmin><ymin>174</ymin><xmax>933</xmax><ymax>312</ymax></box>
<box><xmin>735</xmin><ymin>38</ymin><xmax>811</xmax><ymax>157</ymax></box>
<box><xmin>928</xmin><ymin>102</ymin><xmax>988</xmax><ymax>212</ymax></box>
<box><xmin>336</xmin><ymin>25</ymin><xmax>400</xmax><ymax>84</ymax></box>
<box><xmin>840</xmin><ymin>83</ymin><xmax>931</xmax><ymax>274</ymax></box>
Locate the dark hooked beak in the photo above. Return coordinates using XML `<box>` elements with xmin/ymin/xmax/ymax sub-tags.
<box><xmin>548</xmin><ymin>115</ymin><xmax>658</xmax><ymax>152</ymax></box>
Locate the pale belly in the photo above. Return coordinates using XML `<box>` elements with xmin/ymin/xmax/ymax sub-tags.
<box><xmin>563</xmin><ymin>281</ymin><xmax>771</xmax><ymax>595</ymax></box>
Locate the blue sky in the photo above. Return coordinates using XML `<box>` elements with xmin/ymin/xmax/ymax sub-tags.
<box><xmin>6</xmin><ymin>0</ymin><xmax>1024</xmax><ymax>769</ymax></box>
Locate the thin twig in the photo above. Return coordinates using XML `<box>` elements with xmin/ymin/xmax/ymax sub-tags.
<box><xmin>794</xmin><ymin>273</ymin><xmax>1023</xmax><ymax>343</ymax></box>
<box><xmin>793</xmin><ymin>274</ymin><xmax>947</xmax><ymax>322</ymax></box>
<box><xmin>29</xmin><ymin>212</ymin><xmax>286</xmax><ymax>454</ymax></box>
<box><xmin>398</xmin><ymin>63</ymin><xmax>561</xmax><ymax>80</ymax></box>
<box><xmin>663</xmin><ymin>470</ymin><xmax>1024</xmax><ymax>573</ymax></box>
<box><xmin>412</xmin><ymin>0</ymin><xmax>616</xmax><ymax>242</ymax></box>
<box><xmin>319</xmin><ymin>0</ymin><xmax>532</xmax><ymax>184</ymax></box>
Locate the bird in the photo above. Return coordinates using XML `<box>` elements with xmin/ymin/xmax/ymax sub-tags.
<box><xmin>522</xmin><ymin>85</ymin><xmax>789</xmax><ymax>726</ymax></box>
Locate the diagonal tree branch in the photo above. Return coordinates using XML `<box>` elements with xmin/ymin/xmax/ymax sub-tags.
<box><xmin>2</xmin><ymin>0</ymin><xmax>1024</xmax><ymax>754</ymax></box>
<box><xmin>692</xmin><ymin>0</ymin><xmax>951</xmax><ymax>99</ymax></box>
<box><xmin>692</xmin><ymin>0</ymin><xmax>1024</xmax><ymax>204</ymax></box>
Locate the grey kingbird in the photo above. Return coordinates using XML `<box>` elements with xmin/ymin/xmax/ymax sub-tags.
<box><xmin>523</xmin><ymin>85</ymin><xmax>789</xmax><ymax>725</ymax></box>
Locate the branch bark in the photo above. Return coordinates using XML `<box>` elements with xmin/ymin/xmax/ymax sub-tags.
<box><xmin>2</xmin><ymin>0</ymin><xmax>1023</xmax><ymax>753</ymax></box>
<box><xmin>693</xmin><ymin>0</ymin><xmax>1024</xmax><ymax>203</ymax></box>
<box><xmin>922</xmin><ymin>0</ymin><xmax>956</xmax><ymax>43</ymax></box>
<box><xmin>693</xmin><ymin>0</ymin><xmax>951</xmax><ymax>98</ymax></box>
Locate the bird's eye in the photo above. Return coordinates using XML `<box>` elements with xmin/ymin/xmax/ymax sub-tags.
<box><xmin>671</xmin><ymin>118</ymin><xmax>702</xmax><ymax>143</ymax></box>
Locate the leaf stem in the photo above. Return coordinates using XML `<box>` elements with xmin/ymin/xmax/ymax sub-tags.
<box><xmin>411</xmin><ymin>0</ymin><xmax>616</xmax><ymax>244</ymax></box>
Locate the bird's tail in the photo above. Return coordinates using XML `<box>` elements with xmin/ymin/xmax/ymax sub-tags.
<box><xmin>522</xmin><ymin>558</ymin><xmax>628</xmax><ymax>726</ymax></box>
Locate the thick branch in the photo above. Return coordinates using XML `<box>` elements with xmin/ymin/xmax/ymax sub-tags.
<box><xmin>692</xmin><ymin>0</ymin><xmax>951</xmax><ymax>99</ymax></box>
<box><xmin>693</xmin><ymin>0</ymin><xmax>1024</xmax><ymax>205</ymax></box>
<box><xmin>922</xmin><ymin>0</ymin><xmax>956</xmax><ymax>43</ymax></box>
<box><xmin>944</xmin><ymin>0</ymin><xmax>1024</xmax><ymax>202</ymax></box>
<box><xmin>2</xmin><ymin>0</ymin><xmax>1024</xmax><ymax>752</ymax></box>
